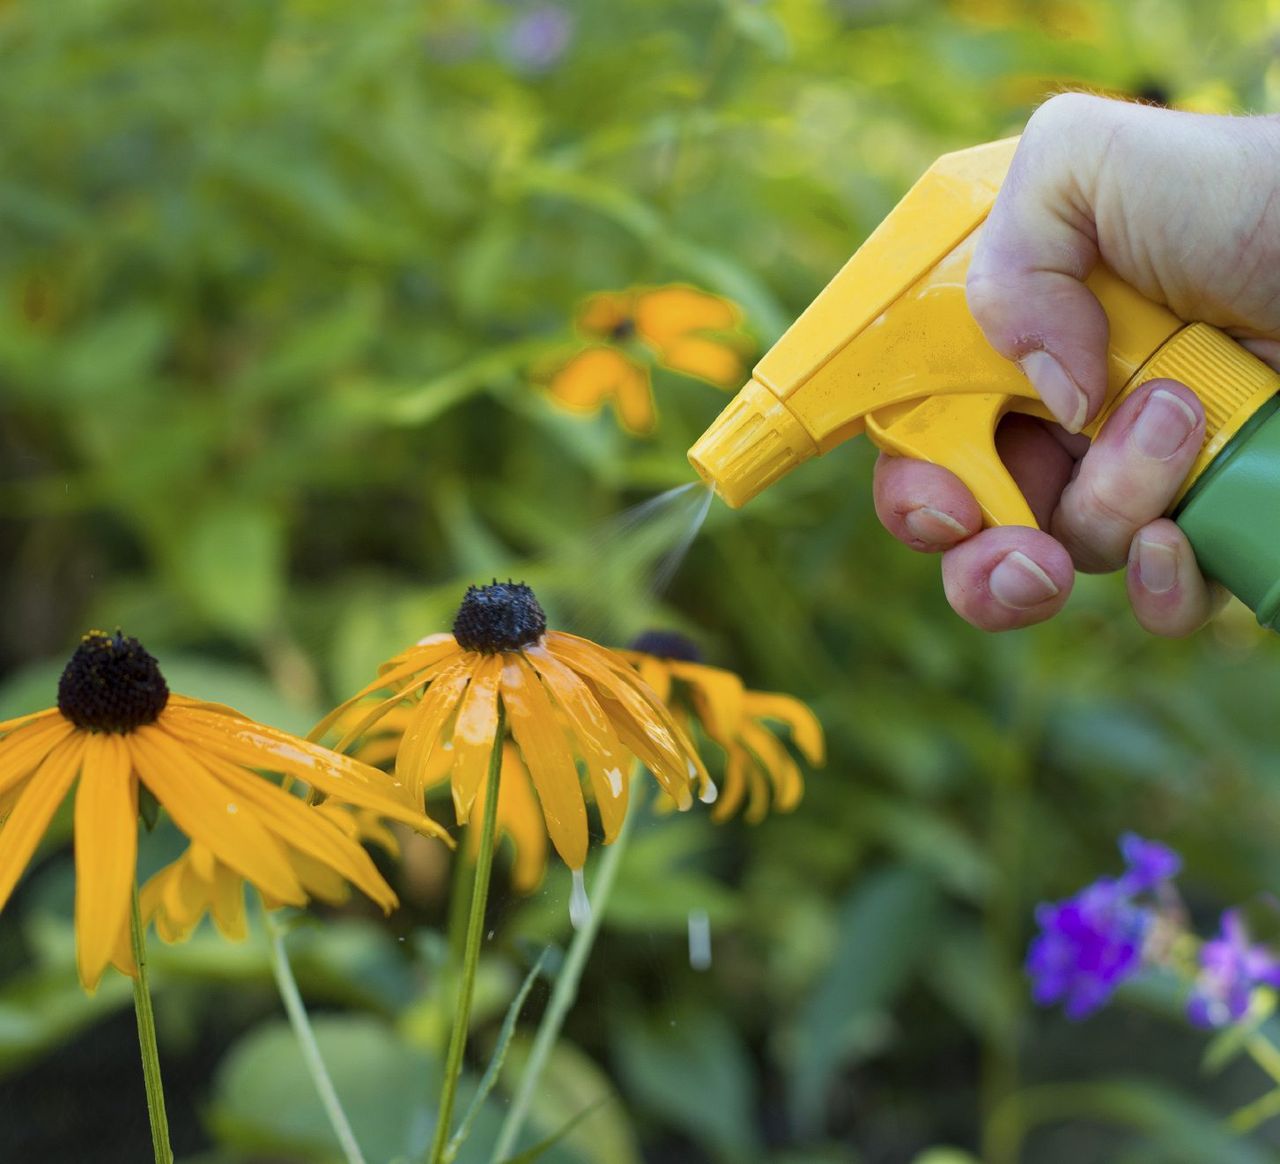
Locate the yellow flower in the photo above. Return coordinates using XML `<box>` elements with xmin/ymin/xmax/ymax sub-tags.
<box><xmin>0</xmin><ymin>630</ymin><xmax>448</xmax><ymax>990</ymax></box>
<box><xmin>623</xmin><ymin>631</ymin><xmax>825</xmax><ymax>824</ymax></box>
<box><xmin>338</xmin><ymin>697</ymin><xmax>549</xmax><ymax>894</ymax></box>
<box><xmin>546</xmin><ymin>284</ymin><xmax>748</xmax><ymax>435</ymax></box>
<box><xmin>313</xmin><ymin>583</ymin><xmax>711</xmax><ymax>886</ymax></box>
<box><xmin>140</xmin><ymin>805</ymin><xmax>401</xmax><ymax>944</ymax></box>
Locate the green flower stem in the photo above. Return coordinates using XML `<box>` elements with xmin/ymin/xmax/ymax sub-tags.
<box><xmin>427</xmin><ymin>702</ymin><xmax>507</xmax><ymax>1164</ymax></box>
<box><xmin>263</xmin><ymin>902</ymin><xmax>367</xmax><ymax>1164</ymax></box>
<box><xmin>130</xmin><ymin>884</ymin><xmax>173</xmax><ymax>1164</ymax></box>
<box><xmin>489</xmin><ymin>766</ymin><xmax>642</xmax><ymax>1163</ymax></box>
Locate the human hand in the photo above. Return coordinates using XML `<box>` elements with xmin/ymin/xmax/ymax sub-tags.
<box><xmin>873</xmin><ymin>93</ymin><xmax>1280</xmax><ymax>635</ymax></box>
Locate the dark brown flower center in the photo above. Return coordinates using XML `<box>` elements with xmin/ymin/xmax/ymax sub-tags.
<box><xmin>453</xmin><ymin>582</ymin><xmax>547</xmax><ymax>654</ymax></box>
<box><xmin>628</xmin><ymin>629</ymin><xmax>703</xmax><ymax>663</ymax></box>
<box><xmin>57</xmin><ymin>630</ymin><xmax>169</xmax><ymax>733</ymax></box>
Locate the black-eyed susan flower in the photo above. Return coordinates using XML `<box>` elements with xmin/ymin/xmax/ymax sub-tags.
<box><xmin>0</xmin><ymin>630</ymin><xmax>449</xmax><ymax>989</ymax></box>
<box><xmin>624</xmin><ymin>630</ymin><xmax>825</xmax><ymax>824</ymax></box>
<box><xmin>140</xmin><ymin>804</ymin><xmax>401</xmax><ymax>944</ymax></box>
<box><xmin>313</xmin><ymin>582</ymin><xmax>711</xmax><ymax>911</ymax></box>
<box><xmin>546</xmin><ymin>284</ymin><xmax>749</xmax><ymax>435</ymax></box>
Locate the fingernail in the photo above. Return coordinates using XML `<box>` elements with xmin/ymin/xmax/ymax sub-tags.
<box><xmin>1019</xmin><ymin>350</ymin><xmax>1088</xmax><ymax>433</ymax></box>
<box><xmin>1136</xmin><ymin>536</ymin><xmax>1177</xmax><ymax>593</ymax></box>
<box><xmin>1132</xmin><ymin>389</ymin><xmax>1198</xmax><ymax>460</ymax></box>
<box><xmin>905</xmin><ymin>506</ymin><xmax>968</xmax><ymax>544</ymax></box>
<box><xmin>989</xmin><ymin>550</ymin><xmax>1060</xmax><ymax>609</ymax></box>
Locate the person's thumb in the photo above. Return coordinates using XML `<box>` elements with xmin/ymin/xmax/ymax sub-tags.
<box><xmin>966</xmin><ymin>93</ymin><xmax>1118</xmax><ymax>433</ymax></box>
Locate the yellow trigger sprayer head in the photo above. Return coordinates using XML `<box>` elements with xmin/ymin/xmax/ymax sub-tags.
<box><xmin>689</xmin><ymin>137</ymin><xmax>1279</xmax><ymax>529</ymax></box>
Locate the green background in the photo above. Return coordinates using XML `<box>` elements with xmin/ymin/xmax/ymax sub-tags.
<box><xmin>3</xmin><ymin>0</ymin><xmax>1280</xmax><ymax>1160</ymax></box>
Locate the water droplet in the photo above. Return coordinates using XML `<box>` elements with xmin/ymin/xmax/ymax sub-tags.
<box><xmin>688</xmin><ymin>908</ymin><xmax>712</xmax><ymax>971</ymax></box>
<box><xmin>569</xmin><ymin>867</ymin><xmax>591</xmax><ymax>930</ymax></box>
<box><xmin>443</xmin><ymin>741</ymin><xmax>454</xmax><ymax>752</ymax></box>
<box><xmin>226</xmin><ymin>803</ymin><xmax>238</xmax><ymax>815</ymax></box>
<box><xmin>605</xmin><ymin>767</ymin><xmax>623</xmax><ymax>798</ymax></box>
<box><xmin>687</xmin><ymin>759</ymin><xmax>698</xmax><ymax>777</ymax></box>
<box><xmin>699</xmin><ymin>779</ymin><xmax>718</xmax><ymax>805</ymax></box>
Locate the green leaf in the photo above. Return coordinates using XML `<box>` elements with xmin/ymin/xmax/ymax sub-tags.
<box><xmin>790</xmin><ymin>866</ymin><xmax>939</xmax><ymax>1134</ymax></box>
<box><xmin>172</xmin><ymin>501</ymin><xmax>284</xmax><ymax>640</ymax></box>
<box><xmin>615</xmin><ymin>1006</ymin><xmax>759</xmax><ymax>1163</ymax></box>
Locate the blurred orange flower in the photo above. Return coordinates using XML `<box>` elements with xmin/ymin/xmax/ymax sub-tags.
<box><xmin>547</xmin><ymin>284</ymin><xmax>749</xmax><ymax>435</ymax></box>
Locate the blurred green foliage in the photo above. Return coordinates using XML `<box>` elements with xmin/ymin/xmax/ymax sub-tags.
<box><xmin>3</xmin><ymin>0</ymin><xmax>1280</xmax><ymax>1161</ymax></box>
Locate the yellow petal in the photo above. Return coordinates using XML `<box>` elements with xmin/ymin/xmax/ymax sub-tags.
<box><xmin>525</xmin><ymin>644</ymin><xmax>629</xmax><ymax>843</ymax></box>
<box><xmin>0</xmin><ymin>706</ymin><xmax>63</xmax><ymax>735</ymax></box>
<box><xmin>658</xmin><ymin>336</ymin><xmax>744</xmax><ymax>386</ymax></box>
<box><xmin>739</xmin><ymin>723</ymin><xmax>804</xmax><ymax>813</ymax></box>
<box><xmin>669</xmin><ymin>660</ymin><xmax>744</xmax><ymax>747</ymax></box>
<box><xmin>198</xmin><ymin>751</ymin><xmax>397</xmax><ymax>912</ymax></box>
<box><xmin>396</xmin><ymin>659</ymin><xmax>474</xmax><ymax>804</ymax></box>
<box><xmin>448</xmin><ymin>654</ymin><xmax>503</xmax><ymax>825</ymax></box>
<box><xmin>743</xmin><ymin>692</ymin><xmax>826</xmax><ymax>765</ymax></box>
<box><xmin>611</xmin><ymin>362</ymin><xmax>657</xmax><ymax>436</ymax></box>
<box><xmin>0</xmin><ymin>715</ymin><xmax>77</xmax><ymax>801</ymax></box>
<box><xmin>633</xmin><ymin>286</ymin><xmax>740</xmax><ymax>348</ymax></box>
<box><xmin>0</xmin><ymin>732</ymin><xmax>83</xmax><ymax>913</ymax></box>
<box><xmin>74</xmin><ymin>733</ymin><xmax>139</xmax><ymax>990</ymax></box>
<box><xmin>210</xmin><ymin>863</ymin><xmax>249</xmax><ymax>941</ymax></box>
<box><xmin>502</xmin><ymin>656</ymin><xmax>588</xmax><ymax>870</ymax></box>
<box><xmin>131</xmin><ymin>726</ymin><xmax>306</xmax><ymax>906</ymax></box>
<box><xmin>497</xmin><ymin>746</ymin><xmax>548</xmax><ymax>893</ymax></box>
<box><xmin>712</xmin><ymin>746</ymin><xmax>749</xmax><ymax>823</ymax></box>
<box><xmin>331</xmin><ymin>684</ymin><xmax>432</xmax><ymax>754</ymax></box>
<box><xmin>548</xmin><ymin>348</ymin><xmax>653</xmax><ymax>438</ymax></box>
<box><xmin>632</xmin><ymin>656</ymin><xmax>672</xmax><ymax>704</ymax></box>
<box><xmin>166</xmin><ymin>707</ymin><xmax>450</xmax><ymax>839</ymax></box>
<box><xmin>307</xmin><ymin>639</ymin><xmax>464</xmax><ymax>740</ymax></box>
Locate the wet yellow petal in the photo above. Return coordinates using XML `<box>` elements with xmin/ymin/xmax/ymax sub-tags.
<box><xmin>165</xmin><ymin>707</ymin><xmax>449</xmax><ymax>839</ymax></box>
<box><xmin>743</xmin><ymin>692</ymin><xmax>826</xmax><ymax>765</ymax></box>
<box><xmin>497</xmin><ymin>746</ymin><xmax>547</xmax><ymax>893</ymax></box>
<box><xmin>669</xmin><ymin>661</ymin><xmax>744</xmax><ymax>747</ymax></box>
<box><xmin>0</xmin><ymin>732</ymin><xmax>83</xmax><ymax>912</ymax></box>
<box><xmin>502</xmin><ymin>656</ymin><xmax>588</xmax><ymax>870</ymax></box>
<box><xmin>0</xmin><ymin>715</ymin><xmax>77</xmax><ymax>800</ymax></box>
<box><xmin>576</xmin><ymin>291</ymin><xmax>634</xmax><ymax>337</ymax></box>
<box><xmin>448</xmin><ymin>654</ymin><xmax>503</xmax><ymax>825</ymax></box>
<box><xmin>131</xmin><ymin>726</ymin><xmax>305</xmax><ymax>906</ymax></box>
<box><xmin>546</xmin><ymin>634</ymin><xmax>701</xmax><ymax>807</ymax></box>
<box><xmin>74</xmin><ymin>733</ymin><xmax>139</xmax><ymax>990</ymax></box>
<box><xmin>658</xmin><ymin>336</ymin><xmax>744</xmax><ymax>386</ymax></box>
<box><xmin>525</xmin><ymin>644</ymin><xmax>629</xmax><ymax>843</ymax></box>
<box><xmin>396</xmin><ymin>659</ymin><xmax>474</xmax><ymax>804</ymax></box>
<box><xmin>332</xmin><ymin>683</ymin><xmax>432</xmax><ymax>754</ymax></box>
<box><xmin>633</xmin><ymin>286</ymin><xmax>740</xmax><ymax>348</ymax></box>
<box><xmin>198</xmin><ymin>751</ymin><xmax>397</xmax><ymax>911</ymax></box>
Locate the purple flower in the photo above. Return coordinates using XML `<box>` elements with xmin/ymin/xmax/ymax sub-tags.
<box><xmin>1118</xmin><ymin>832</ymin><xmax>1181</xmax><ymax>893</ymax></box>
<box><xmin>1027</xmin><ymin>878</ymin><xmax>1153</xmax><ymax>1019</ymax></box>
<box><xmin>503</xmin><ymin>6</ymin><xmax>573</xmax><ymax>74</ymax></box>
<box><xmin>1187</xmin><ymin>910</ymin><xmax>1280</xmax><ymax>1028</ymax></box>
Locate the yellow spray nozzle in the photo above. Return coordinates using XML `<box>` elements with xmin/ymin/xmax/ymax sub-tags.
<box><xmin>689</xmin><ymin>136</ymin><xmax>1280</xmax><ymax>528</ymax></box>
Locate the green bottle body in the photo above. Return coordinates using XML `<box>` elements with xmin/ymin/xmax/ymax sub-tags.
<box><xmin>1176</xmin><ymin>397</ymin><xmax>1280</xmax><ymax>629</ymax></box>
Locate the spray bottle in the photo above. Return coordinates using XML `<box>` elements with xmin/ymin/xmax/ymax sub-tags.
<box><xmin>688</xmin><ymin>138</ymin><xmax>1280</xmax><ymax>628</ymax></box>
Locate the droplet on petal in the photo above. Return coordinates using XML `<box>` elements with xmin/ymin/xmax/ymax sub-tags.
<box><xmin>605</xmin><ymin>767</ymin><xmax>623</xmax><ymax>798</ymax></box>
<box><xmin>569</xmin><ymin>867</ymin><xmax>591</xmax><ymax>930</ymax></box>
<box><xmin>699</xmin><ymin>779</ymin><xmax>718</xmax><ymax>805</ymax></box>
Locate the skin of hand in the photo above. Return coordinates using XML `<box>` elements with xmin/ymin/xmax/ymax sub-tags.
<box><xmin>872</xmin><ymin>93</ymin><xmax>1280</xmax><ymax>636</ymax></box>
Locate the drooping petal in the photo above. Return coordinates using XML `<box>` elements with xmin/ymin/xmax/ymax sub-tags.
<box><xmin>395</xmin><ymin>660</ymin><xmax>474</xmax><ymax>804</ymax></box>
<box><xmin>209</xmin><ymin>863</ymin><xmax>248</xmax><ymax>941</ymax></box>
<box><xmin>501</xmin><ymin>656</ymin><xmax>588</xmax><ymax>870</ymax></box>
<box><xmin>548</xmin><ymin>348</ymin><xmax>655</xmax><ymax>436</ymax></box>
<box><xmin>743</xmin><ymin>692</ymin><xmax>826</xmax><ymax>766</ymax></box>
<box><xmin>0</xmin><ymin>732</ymin><xmax>84</xmax><ymax>912</ymax></box>
<box><xmin>611</xmin><ymin>362</ymin><xmax>658</xmax><ymax>436</ymax></box>
<box><xmin>632</xmin><ymin>656</ymin><xmax>672</xmax><ymax>704</ymax></box>
<box><xmin>669</xmin><ymin>661</ymin><xmax>744</xmax><ymax>747</ymax></box>
<box><xmin>713</xmin><ymin>746</ymin><xmax>750</xmax><ymax>823</ymax></box>
<box><xmin>497</xmin><ymin>746</ymin><xmax>548</xmax><ymax>893</ymax></box>
<box><xmin>738</xmin><ymin>722</ymin><xmax>803</xmax><ymax>812</ymax></box>
<box><xmin>525</xmin><ymin>643</ymin><xmax>630</xmax><ymax>843</ymax></box>
<box><xmin>633</xmin><ymin>286</ymin><xmax>740</xmax><ymax>349</ymax></box>
<box><xmin>442</xmin><ymin>653</ymin><xmax>502</xmax><ymax>824</ymax></box>
<box><xmin>131</xmin><ymin>726</ymin><xmax>305</xmax><ymax>906</ymax></box>
<box><xmin>74</xmin><ymin>733</ymin><xmax>139</xmax><ymax>990</ymax></box>
<box><xmin>332</xmin><ymin>683</ymin><xmax>433</xmax><ymax>755</ymax></box>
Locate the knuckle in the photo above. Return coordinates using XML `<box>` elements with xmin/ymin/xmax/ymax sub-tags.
<box><xmin>1027</xmin><ymin>91</ymin><xmax>1105</xmax><ymax>137</ymax></box>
